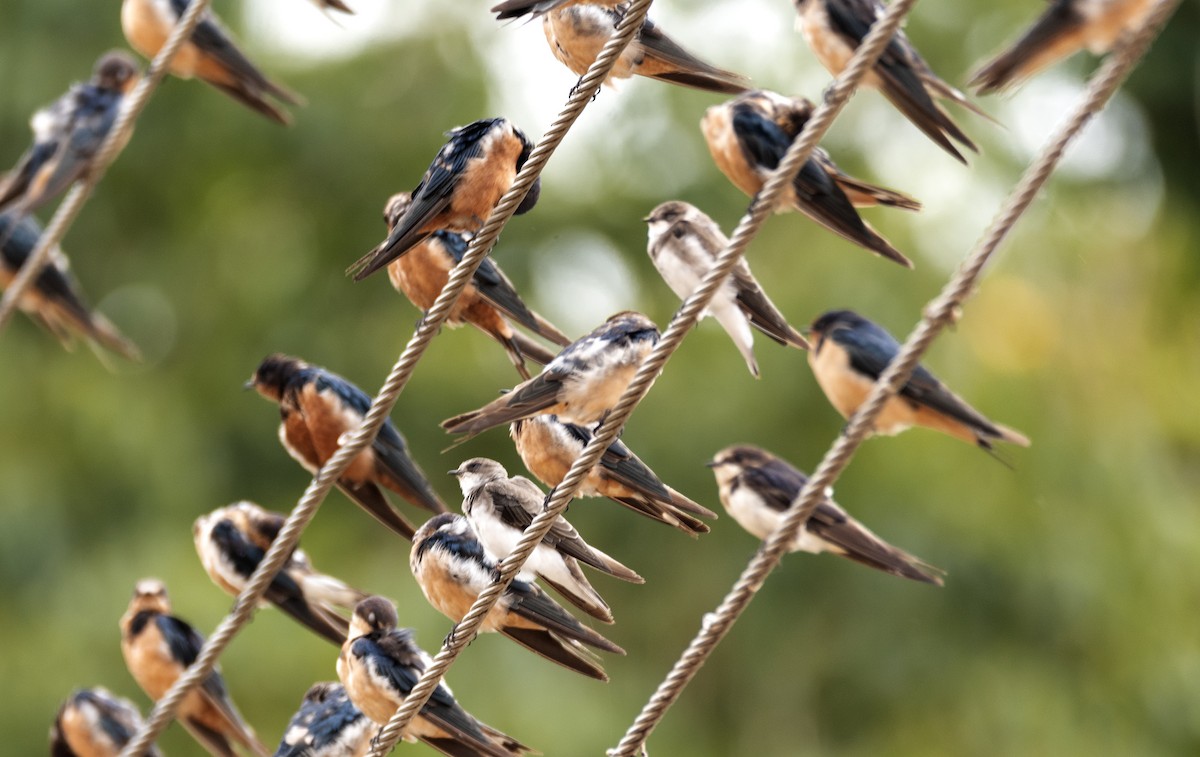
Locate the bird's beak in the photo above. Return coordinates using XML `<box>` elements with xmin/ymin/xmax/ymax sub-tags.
<box><xmin>243</xmin><ymin>378</ymin><xmax>256</xmax><ymax>391</ymax></box>
<box><xmin>447</xmin><ymin>469</ymin><xmax>461</xmax><ymax>477</ymax></box>
<box><xmin>704</xmin><ymin>459</ymin><xmax>719</xmax><ymax>468</ymax></box>
<box><xmin>641</xmin><ymin>214</ymin><xmax>653</xmax><ymax>222</ymax></box>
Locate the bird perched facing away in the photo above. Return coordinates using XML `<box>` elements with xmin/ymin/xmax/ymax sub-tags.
<box><xmin>807</xmin><ymin>309</ymin><xmax>1031</xmax><ymax>455</ymax></box>
<box><xmin>792</xmin><ymin>0</ymin><xmax>990</xmax><ymax>163</ymax></box>
<box><xmin>442</xmin><ymin>311</ymin><xmax>660</xmax><ymax>441</ymax></box>
<box><xmin>511</xmin><ymin>414</ymin><xmax>716</xmax><ymax>536</ymax></box>
<box><xmin>247</xmin><ymin>354</ymin><xmax>447</xmax><ymax>540</ymax></box>
<box><xmin>0</xmin><ymin>51</ymin><xmax>139</xmax><ymax>218</ymax></box>
<box><xmin>194</xmin><ymin>501</ymin><xmax>369</xmax><ymax>646</ymax></box>
<box><xmin>50</xmin><ymin>687</ymin><xmax>162</xmax><ymax>757</ymax></box>
<box><xmin>119</xmin><ymin>578</ymin><xmax>271</xmax><ymax>757</ymax></box>
<box><xmin>0</xmin><ymin>212</ymin><xmax>140</xmax><ymax>361</ymax></box>
<box><xmin>701</xmin><ymin>90</ymin><xmax>918</xmax><ymax>267</ymax></box>
<box><xmin>121</xmin><ymin>0</ymin><xmax>302</xmax><ymax>124</ymax></box>
<box><xmin>381</xmin><ymin>192</ymin><xmax>570</xmax><ymax>379</ymax></box>
<box><xmin>452</xmin><ymin>457</ymin><xmax>643</xmax><ymax>623</ymax></box>
<box><xmin>411</xmin><ymin>514</ymin><xmax>626</xmax><ymax>680</ymax></box>
<box><xmin>708</xmin><ymin>445</ymin><xmax>944</xmax><ymax>584</ymax></box>
<box><xmin>541</xmin><ymin>3</ymin><xmax>750</xmax><ymax>94</ymax></box>
<box><xmin>349</xmin><ymin>118</ymin><xmax>540</xmax><ymax>281</ymax></box>
<box><xmin>337</xmin><ymin>596</ymin><xmax>533</xmax><ymax>756</ymax></box>
<box><xmin>969</xmin><ymin>0</ymin><xmax>1155</xmax><ymax>94</ymax></box>
<box><xmin>645</xmin><ymin>200</ymin><xmax>809</xmax><ymax>377</ymax></box>
<box><xmin>272</xmin><ymin>682</ymin><xmax>373</xmax><ymax>757</ymax></box>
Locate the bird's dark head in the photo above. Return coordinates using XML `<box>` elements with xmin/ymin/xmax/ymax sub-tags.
<box><xmin>94</xmin><ymin>50</ymin><xmax>140</xmax><ymax>93</ymax></box>
<box><xmin>707</xmin><ymin>444</ymin><xmax>772</xmax><ymax>472</ymax></box>
<box><xmin>247</xmin><ymin>353</ymin><xmax>303</xmax><ymax>399</ymax></box>
<box><xmin>807</xmin><ymin>309</ymin><xmax>866</xmax><ymax>348</ymax></box>
<box><xmin>352</xmin><ymin>596</ymin><xmax>398</xmax><ymax>637</ymax></box>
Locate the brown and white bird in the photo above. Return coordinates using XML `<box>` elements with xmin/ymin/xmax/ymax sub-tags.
<box><xmin>807</xmin><ymin>309</ymin><xmax>1030</xmax><ymax>455</ymax></box>
<box><xmin>511</xmin><ymin>414</ymin><xmax>716</xmax><ymax>536</ymax></box>
<box><xmin>381</xmin><ymin>192</ymin><xmax>570</xmax><ymax>379</ymax></box>
<box><xmin>645</xmin><ymin>200</ymin><xmax>809</xmax><ymax>377</ymax></box>
<box><xmin>969</xmin><ymin>0</ymin><xmax>1156</xmax><ymax>94</ymax></box>
<box><xmin>50</xmin><ymin>687</ymin><xmax>162</xmax><ymax>757</ymax></box>
<box><xmin>792</xmin><ymin>0</ymin><xmax>990</xmax><ymax>163</ymax></box>
<box><xmin>337</xmin><ymin>596</ymin><xmax>533</xmax><ymax>756</ymax></box>
<box><xmin>452</xmin><ymin>457</ymin><xmax>642</xmax><ymax>623</ymax></box>
<box><xmin>119</xmin><ymin>578</ymin><xmax>270</xmax><ymax>757</ymax></box>
<box><xmin>708</xmin><ymin>445</ymin><xmax>944</xmax><ymax>584</ymax></box>
<box><xmin>542</xmin><ymin>3</ymin><xmax>750</xmax><ymax>94</ymax></box>
<box><xmin>193</xmin><ymin>501</ymin><xmax>368</xmax><ymax>646</ymax></box>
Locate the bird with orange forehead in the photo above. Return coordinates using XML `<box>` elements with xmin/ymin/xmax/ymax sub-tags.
<box><xmin>380</xmin><ymin>191</ymin><xmax>570</xmax><ymax>379</ymax></box>
<box><xmin>969</xmin><ymin>0</ymin><xmax>1156</xmax><ymax>94</ymax></box>
<box><xmin>338</xmin><ymin>596</ymin><xmax>534</xmax><ymax>756</ymax></box>
<box><xmin>247</xmin><ymin>354</ymin><xmax>448</xmax><ymax>540</ymax></box>
<box><xmin>50</xmin><ymin>687</ymin><xmax>162</xmax><ymax>757</ymax></box>
<box><xmin>349</xmin><ymin>118</ymin><xmax>540</xmax><ymax>281</ymax></box>
<box><xmin>806</xmin><ymin>309</ymin><xmax>1030</xmax><ymax>456</ymax></box>
<box><xmin>121</xmin><ymin>0</ymin><xmax>301</xmax><ymax>124</ymax></box>
<box><xmin>701</xmin><ymin>90</ymin><xmax>919</xmax><ymax>267</ymax></box>
<box><xmin>120</xmin><ymin>578</ymin><xmax>270</xmax><ymax>756</ymax></box>
<box><xmin>0</xmin><ymin>51</ymin><xmax>139</xmax><ymax>219</ymax></box>
<box><xmin>0</xmin><ymin>212</ymin><xmax>140</xmax><ymax>361</ymax></box>
<box><xmin>792</xmin><ymin>0</ymin><xmax>990</xmax><ymax>163</ymax></box>
<box><xmin>540</xmin><ymin>3</ymin><xmax>750</xmax><ymax>94</ymax></box>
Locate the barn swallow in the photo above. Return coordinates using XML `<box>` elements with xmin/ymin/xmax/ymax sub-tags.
<box><xmin>120</xmin><ymin>0</ymin><xmax>302</xmax><ymax>125</ymax></box>
<box><xmin>492</xmin><ymin>0</ymin><xmax>619</xmax><ymax>21</ymax></box>
<box><xmin>194</xmin><ymin>501</ymin><xmax>369</xmax><ymax>646</ymax></box>
<box><xmin>645</xmin><ymin>200</ymin><xmax>809</xmax><ymax>377</ymax></box>
<box><xmin>120</xmin><ymin>578</ymin><xmax>270</xmax><ymax>757</ymax></box>
<box><xmin>701</xmin><ymin>90</ymin><xmax>917</xmax><ymax>267</ymax></box>
<box><xmin>807</xmin><ymin>309</ymin><xmax>1031</xmax><ymax>454</ymax></box>
<box><xmin>969</xmin><ymin>0</ymin><xmax>1155</xmax><ymax>94</ymax></box>
<box><xmin>708</xmin><ymin>445</ymin><xmax>944</xmax><ymax>584</ymax></box>
<box><xmin>248</xmin><ymin>354</ymin><xmax>448</xmax><ymax>541</ymax></box>
<box><xmin>273</xmin><ymin>682</ymin><xmax>373</xmax><ymax>757</ymax></box>
<box><xmin>50</xmin><ymin>687</ymin><xmax>163</xmax><ymax>757</ymax></box>
<box><xmin>442</xmin><ymin>311</ymin><xmax>660</xmax><ymax>440</ymax></box>
<box><xmin>381</xmin><ymin>192</ymin><xmax>570</xmax><ymax>380</ymax></box>
<box><xmin>411</xmin><ymin>514</ymin><xmax>626</xmax><ymax>680</ymax></box>
<box><xmin>337</xmin><ymin>597</ymin><xmax>533</xmax><ymax>756</ymax></box>
<box><xmin>510</xmin><ymin>414</ymin><xmax>716</xmax><ymax>535</ymax></box>
<box><xmin>0</xmin><ymin>212</ymin><xmax>140</xmax><ymax>361</ymax></box>
<box><xmin>792</xmin><ymin>0</ymin><xmax>990</xmax><ymax>163</ymax></box>
<box><xmin>348</xmin><ymin>118</ymin><xmax>540</xmax><ymax>281</ymax></box>
<box><xmin>541</xmin><ymin>4</ymin><xmax>751</xmax><ymax>94</ymax></box>
<box><xmin>452</xmin><ymin>457</ymin><xmax>643</xmax><ymax>623</ymax></box>
<box><xmin>0</xmin><ymin>51</ymin><xmax>139</xmax><ymax>218</ymax></box>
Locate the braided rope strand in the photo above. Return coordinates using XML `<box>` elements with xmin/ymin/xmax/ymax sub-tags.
<box><xmin>607</xmin><ymin>2</ymin><xmax>1180</xmax><ymax>754</ymax></box>
<box><xmin>0</xmin><ymin>0</ymin><xmax>215</xmax><ymax>333</ymax></box>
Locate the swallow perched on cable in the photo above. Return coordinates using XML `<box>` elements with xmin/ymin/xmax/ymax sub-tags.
<box><xmin>381</xmin><ymin>192</ymin><xmax>570</xmax><ymax>380</ymax></box>
<box><xmin>120</xmin><ymin>578</ymin><xmax>271</xmax><ymax>757</ymax></box>
<box><xmin>645</xmin><ymin>200</ymin><xmax>809</xmax><ymax>377</ymax></box>
<box><xmin>338</xmin><ymin>597</ymin><xmax>533</xmax><ymax>756</ymax></box>
<box><xmin>273</xmin><ymin>682</ymin><xmax>372</xmax><ymax>757</ymax></box>
<box><xmin>969</xmin><ymin>0</ymin><xmax>1155</xmax><ymax>94</ymax></box>
<box><xmin>792</xmin><ymin>0</ymin><xmax>990</xmax><ymax>163</ymax></box>
<box><xmin>120</xmin><ymin>0</ymin><xmax>302</xmax><ymax>125</ymax></box>
<box><xmin>411</xmin><ymin>514</ymin><xmax>626</xmax><ymax>680</ymax></box>
<box><xmin>248</xmin><ymin>354</ymin><xmax>447</xmax><ymax>541</ymax></box>
<box><xmin>50</xmin><ymin>687</ymin><xmax>162</xmax><ymax>757</ymax></box>
<box><xmin>807</xmin><ymin>309</ymin><xmax>1031</xmax><ymax>454</ymax></box>
<box><xmin>452</xmin><ymin>457</ymin><xmax>643</xmax><ymax>623</ymax></box>
<box><xmin>708</xmin><ymin>445</ymin><xmax>944</xmax><ymax>584</ymax></box>
<box><xmin>193</xmin><ymin>501</ymin><xmax>369</xmax><ymax>646</ymax></box>
<box><xmin>0</xmin><ymin>212</ymin><xmax>140</xmax><ymax>361</ymax></box>
<box><xmin>541</xmin><ymin>4</ymin><xmax>751</xmax><ymax>94</ymax></box>
<box><xmin>0</xmin><ymin>51</ymin><xmax>139</xmax><ymax>218</ymax></box>
<box><xmin>701</xmin><ymin>90</ymin><xmax>917</xmax><ymax>267</ymax></box>
<box><xmin>348</xmin><ymin>118</ymin><xmax>540</xmax><ymax>281</ymax></box>
<box><xmin>511</xmin><ymin>415</ymin><xmax>716</xmax><ymax>536</ymax></box>
<box><xmin>442</xmin><ymin>311</ymin><xmax>660</xmax><ymax>440</ymax></box>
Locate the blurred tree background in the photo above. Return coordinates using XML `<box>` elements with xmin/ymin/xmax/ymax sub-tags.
<box><xmin>2</xmin><ymin>0</ymin><xmax>1198</xmax><ymax>754</ymax></box>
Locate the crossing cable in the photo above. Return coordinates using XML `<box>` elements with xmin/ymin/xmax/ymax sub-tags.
<box><xmin>607</xmin><ymin>1</ymin><xmax>1182</xmax><ymax>754</ymax></box>
<box><xmin>366</xmin><ymin>0</ymin><xmax>931</xmax><ymax>752</ymax></box>
<box><xmin>119</xmin><ymin>1</ymin><xmax>656</xmax><ymax>755</ymax></box>
<box><xmin>0</xmin><ymin>0</ymin><xmax>214</xmax><ymax>333</ymax></box>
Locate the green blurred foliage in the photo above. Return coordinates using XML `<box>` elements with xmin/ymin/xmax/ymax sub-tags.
<box><xmin>1</xmin><ymin>0</ymin><xmax>1198</xmax><ymax>755</ymax></box>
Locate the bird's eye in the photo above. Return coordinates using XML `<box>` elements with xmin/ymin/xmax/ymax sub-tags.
<box><xmin>672</xmin><ymin>228</ymin><xmax>684</xmax><ymax>239</ymax></box>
